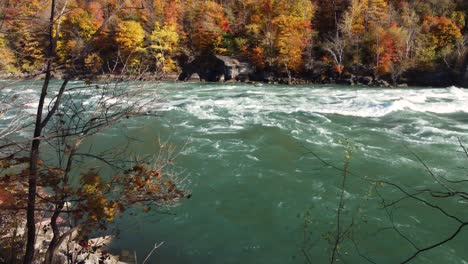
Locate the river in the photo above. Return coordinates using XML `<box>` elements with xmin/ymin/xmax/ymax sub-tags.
<box><xmin>2</xmin><ymin>81</ymin><xmax>468</xmax><ymax>263</ymax></box>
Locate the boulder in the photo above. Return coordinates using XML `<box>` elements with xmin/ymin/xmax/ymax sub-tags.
<box><xmin>380</xmin><ymin>80</ymin><xmax>391</xmax><ymax>87</ymax></box>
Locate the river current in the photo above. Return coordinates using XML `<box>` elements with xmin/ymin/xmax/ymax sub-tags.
<box><xmin>2</xmin><ymin>81</ymin><xmax>468</xmax><ymax>263</ymax></box>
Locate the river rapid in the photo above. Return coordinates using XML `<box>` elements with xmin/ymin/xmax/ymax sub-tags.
<box><xmin>2</xmin><ymin>81</ymin><xmax>468</xmax><ymax>263</ymax></box>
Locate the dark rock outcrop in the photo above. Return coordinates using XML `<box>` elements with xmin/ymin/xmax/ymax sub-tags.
<box><xmin>176</xmin><ymin>53</ymin><xmax>466</xmax><ymax>87</ymax></box>
<box><xmin>336</xmin><ymin>78</ymin><xmax>354</xmax><ymax>86</ymax></box>
<box><xmin>404</xmin><ymin>70</ymin><xmax>457</xmax><ymax>87</ymax></box>
<box><xmin>462</xmin><ymin>66</ymin><xmax>468</xmax><ymax>87</ymax></box>
<box><xmin>357</xmin><ymin>76</ymin><xmax>373</xmax><ymax>86</ymax></box>
<box><xmin>178</xmin><ymin>53</ymin><xmax>252</xmax><ymax>82</ymax></box>
<box><xmin>303</xmin><ymin>60</ymin><xmax>332</xmax><ymax>83</ymax></box>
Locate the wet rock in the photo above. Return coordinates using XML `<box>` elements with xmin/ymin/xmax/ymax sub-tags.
<box><xmin>380</xmin><ymin>80</ymin><xmax>391</xmax><ymax>87</ymax></box>
<box><xmin>357</xmin><ymin>76</ymin><xmax>373</xmax><ymax>86</ymax></box>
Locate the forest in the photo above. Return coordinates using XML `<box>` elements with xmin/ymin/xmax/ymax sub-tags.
<box><xmin>0</xmin><ymin>0</ymin><xmax>467</xmax><ymax>85</ymax></box>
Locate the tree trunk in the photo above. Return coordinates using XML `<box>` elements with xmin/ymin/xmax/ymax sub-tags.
<box><xmin>43</xmin><ymin>202</ymin><xmax>64</xmax><ymax>264</ymax></box>
<box><xmin>23</xmin><ymin>1</ymin><xmax>57</xmax><ymax>263</ymax></box>
<box><xmin>43</xmin><ymin>146</ymin><xmax>76</xmax><ymax>264</ymax></box>
<box><xmin>23</xmin><ymin>65</ymin><xmax>52</xmax><ymax>264</ymax></box>
<box><xmin>24</xmin><ymin>1</ymin><xmax>124</xmax><ymax>262</ymax></box>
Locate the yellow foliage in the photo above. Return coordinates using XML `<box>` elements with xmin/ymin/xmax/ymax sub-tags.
<box><xmin>273</xmin><ymin>15</ymin><xmax>311</xmax><ymax>72</ymax></box>
<box><xmin>19</xmin><ymin>30</ymin><xmax>44</xmax><ymax>72</ymax></box>
<box><xmin>244</xmin><ymin>0</ymin><xmax>314</xmax><ymax>71</ymax></box>
<box><xmin>367</xmin><ymin>0</ymin><xmax>389</xmax><ymax>25</ymax></box>
<box><xmin>150</xmin><ymin>22</ymin><xmax>179</xmax><ymax>72</ymax></box>
<box><xmin>0</xmin><ymin>33</ymin><xmax>17</xmax><ymax>73</ymax></box>
<box><xmin>57</xmin><ymin>7</ymin><xmax>100</xmax><ymax>64</ymax></box>
<box><xmin>84</xmin><ymin>52</ymin><xmax>104</xmax><ymax>73</ymax></box>
<box><xmin>64</xmin><ymin>8</ymin><xmax>99</xmax><ymax>41</ymax></box>
<box><xmin>115</xmin><ymin>20</ymin><xmax>145</xmax><ymax>55</ymax></box>
<box><xmin>340</xmin><ymin>0</ymin><xmax>363</xmax><ymax>35</ymax></box>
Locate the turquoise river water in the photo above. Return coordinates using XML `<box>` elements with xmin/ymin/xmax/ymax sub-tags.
<box><xmin>2</xmin><ymin>81</ymin><xmax>468</xmax><ymax>263</ymax></box>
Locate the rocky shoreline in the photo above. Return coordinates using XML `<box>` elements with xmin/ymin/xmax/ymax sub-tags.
<box><xmin>176</xmin><ymin>54</ymin><xmax>468</xmax><ymax>88</ymax></box>
<box><xmin>1</xmin><ymin>56</ymin><xmax>467</xmax><ymax>88</ymax></box>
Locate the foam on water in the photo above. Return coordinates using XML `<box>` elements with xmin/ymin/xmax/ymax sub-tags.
<box><xmin>2</xmin><ymin>83</ymin><xmax>468</xmax><ymax>147</ymax></box>
<box><xmin>166</xmin><ymin>86</ymin><xmax>468</xmax><ymax>125</ymax></box>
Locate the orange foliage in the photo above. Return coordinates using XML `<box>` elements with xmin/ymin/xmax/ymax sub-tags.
<box><xmin>87</xmin><ymin>1</ymin><xmax>105</xmax><ymax>24</ymax></box>
<box><xmin>335</xmin><ymin>65</ymin><xmax>345</xmax><ymax>75</ymax></box>
<box><xmin>250</xmin><ymin>46</ymin><xmax>265</xmax><ymax>69</ymax></box>
<box><xmin>422</xmin><ymin>16</ymin><xmax>462</xmax><ymax>49</ymax></box>
<box><xmin>376</xmin><ymin>23</ymin><xmax>407</xmax><ymax>74</ymax></box>
<box><xmin>273</xmin><ymin>14</ymin><xmax>312</xmax><ymax>71</ymax></box>
<box><xmin>190</xmin><ymin>1</ymin><xmax>230</xmax><ymax>53</ymax></box>
<box><xmin>165</xmin><ymin>0</ymin><xmax>180</xmax><ymax>26</ymax></box>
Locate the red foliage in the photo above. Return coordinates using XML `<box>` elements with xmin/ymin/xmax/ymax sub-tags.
<box><xmin>378</xmin><ymin>34</ymin><xmax>395</xmax><ymax>74</ymax></box>
<box><xmin>87</xmin><ymin>2</ymin><xmax>105</xmax><ymax>24</ymax></box>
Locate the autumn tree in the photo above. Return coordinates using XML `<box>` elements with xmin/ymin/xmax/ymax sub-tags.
<box><xmin>273</xmin><ymin>0</ymin><xmax>314</xmax><ymax>78</ymax></box>
<box><xmin>373</xmin><ymin>23</ymin><xmax>410</xmax><ymax>83</ymax></box>
<box><xmin>324</xmin><ymin>33</ymin><xmax>346</xmax><ymax>77</ymax></box>
<box><xmin>0</xmin><ymin>0</ymin><xmax>467</xmax><ymax>83</ymax></box>
<box><xmin>367</xmin><ymin>0</ymin><xmax>392</xmax><ymax>76</ymax></box>
<box><xmin>399</xmin><ymin>2</ymin><xmax>420</xmax><ymax>60</ymax></box>
<box><xmin>0</xmin><ymin>33</ymin><xmax>17</xmax><ymax>73</ymax></box>
<box><xmin>149</xmin><ymin>22</ymin><xmax>179</xmax><ymax>74</ymax></box>
<box><xmin>183</xmin><ymin>1</ymin><xmax>231</xmax><ymax>55</ymax></box>
<box><xmin>241</xmin><ymin>0</ymin><xmax>314</xmax><ymax>74</ymax></box>
<box><xmin>3</xmin><ymin>0</ymin><xmax>47</xmax><ymax>73</ymax></box>
<box><xmin>337</xmin><ymin>0</ymin><xmax>368</xmax><ymax>67</ymax></box>
<box><xmin>312</xmin><ymin>0</ymin><xmax>348</xmax><ymax>38</ymax></box>
<box><xmin>389</xmin><ymin>23</ymin><xmax>413</xmax><ymax>83</ymax></box>
<box><xmin>57</xmin><ymin>6</ymin><xmax>101</xmax><ymax>70</ymax></box>
<box><xmin>416</xmin><ymin>16</ymin><xmax>463</xmax><ymax>69</ymax></box>
<box><xmin>115</xmin><ymin>20</ymin><xmax>146</xmax><ymax>66</ymax></box>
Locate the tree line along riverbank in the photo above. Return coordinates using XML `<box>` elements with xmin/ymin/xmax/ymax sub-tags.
<box><xmin>1</xmin><ymin>0</ymin><xmax>468</xmax><ymax>87</ymax></box>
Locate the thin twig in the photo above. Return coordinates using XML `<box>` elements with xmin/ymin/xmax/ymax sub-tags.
<box><xmin>142</xmin><ymin>241</ymin><xmax>164</xmax><ymax>264</ymax></box>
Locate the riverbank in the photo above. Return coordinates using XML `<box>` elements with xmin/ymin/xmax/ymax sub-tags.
<box><xmin>0</xmin><ymin>69</ymin><xmax>466</xmax><ymax>88</ymax></box>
